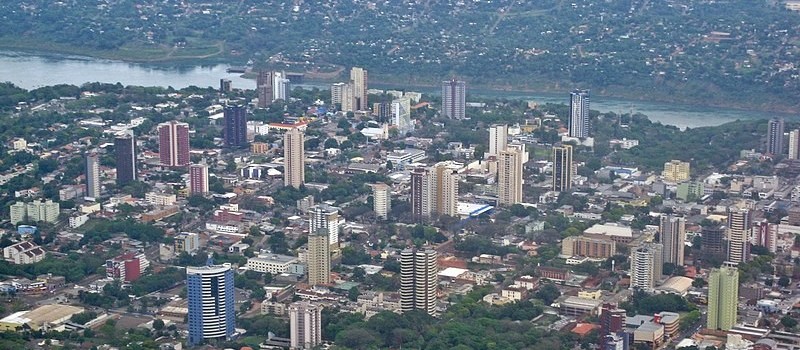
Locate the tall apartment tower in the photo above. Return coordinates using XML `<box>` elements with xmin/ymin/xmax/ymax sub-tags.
<box><xmin>727</xmin><ymin>208</ymin><xmax>751</xmax><ymax>264</ymax></box>
<box><xmin>410</xmin><ymin>167</ymin><xmax>427</xmax><ymax>219</ymax></box>
<box><xmin>400</xmin><ymin>248</ymin><xmax>438</xmax><ymax>316</ymax></box>
<box><xmin>289</xmin><ymin>302</ymin><xmax>323</xmax><ymax>350</ymax></box>
<box><xmin>552</xmin><ymin>144</ymin><xmax>573</xmax><ymax>192</ymax></box>
<box><xmin>187</xmin><ymin>264</ymin><xmax>235</xmax><ymax>346</ymax></box>
<box><xmin>391</xmin><ymin>97</ymin><xmax>413</xmax><ymax>134</ymax></box>
<box><xmin>283</xmin><ymin>127</ymin><xmax>305</xmax><ymax>188</ymax></box>
<box><xmin>350</xmin><ymin>67</ymin><xmax>368</xmax><ymax>111</ymax></box>
<box><xmin>441</xmin><ymin>79</ymin><xmax>466</xmax><ymax>119</ymax></box>
<box><xmin>701</xmin><ymin>224</ymin><xmax>726</xmax><ymax>256</ymax></box>
<box><xmin>257</xmin><ymin>70</ymin><xmax>274</xmax><ymax>108</ymax></box>
<box><xmin>662</xmin><ymin>160</ymin><xmax>691</xmax><ymax>182</ymax></box>
<box><xmin>223</xmin><ymin>105</ymin><xmax>248</xmax><ymax>148</ymax></box>
<box><xmin>307</xmin><ymin>229</ymin><xmax>331</xmax><ymax>286</ymax></box>
<box><xmin>629</xmin><ymin>243</ymin><xmax>663</xmax><ymax>291</ymax></box>
<box><xmin>569</xmin><ymin>89</ymin><xmax>590</xmax><ymax>138</ymax></box>
<box><xmin>189</xmin><ymin>164</ymin><xmax>210</xmax><ymax>195</ymax></box>
<box><xmin>430</xmin><ymin>163</ymin><xmax>460</xmax><ymax>217</ymax></box>
<box><xmin>498</xmin><ymin>146</ymin><xmax>524</xmax><ymax>206</ymax></box>
<box><xmin>85</xmin><ymin>152</ymin><xmax>100</xmax><ymax>200</ymax></box>
<box><xmin>273</xmin><ymin>71</ymin><xmax>290</xmax><ymax>101</ymax></box>
<box><xmin>488</xmin><ymin>124</ymin><xmax>508</xmax><ymax>158</ymax></box>
<box><xmin>707</xmin><ymin>266</ymin><xmax>739</xmax><ymax>330</ymax></box>
<box><xmin>599</xmin><ymin>303</ymin><xmax>626</xmax><ymax>337</ymax></box>
<box><xmin>789</xmin><ymin>129</ymin><xmax>800</xmax><ymax>160</ymax></box>
<box><xmin>309</xmin><ymin>204</ymin><xmax>341</xmax><ymax>247</ymax></box>
<box><xmin>114</xmin><ymin>133</ymin><xmax>136</xmax><ymax>186</ymax></box>
<box><xmin>158</xmin><ymin>121</ymin><xmax>190</xmax><ymax>167</ymax></box>
<box><xmin>372</xmin><ymin>183</ymin><xmax>391</xmax><ymax>220</ymax></box>
<box><xmin>660</xmin><ymin>215</ymin><xmax>686</xmax><ymax>266</ymax></box>
<box><xmin>766</xmin><ymin>118</ymin><xmax>785</xmax><ymax>155</ymax></box>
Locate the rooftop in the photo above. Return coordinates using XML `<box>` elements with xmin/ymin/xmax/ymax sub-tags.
<box><xmin>584</xmin><ymin>223</ymin><xmax>633</xmax><ymax>238</ymax></box>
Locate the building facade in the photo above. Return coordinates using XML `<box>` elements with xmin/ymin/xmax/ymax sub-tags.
<box><xmin>223</xmin><ymin>105</ymin><xmax>248</xmax><ymax>148</ymax></box>
<box><xmin>189</xmin><ymin>164</ymin><xmax>209</xmax><ymax>195</ymax></box>
<box><xmin>158</xmin><ymin>121</ymin><xmax>190</xmax><ymax>167</ymax></box>
<box><xmin>85</xmin><ymin>152</ymin><xmax>100</xmax><ymax>199</ymax></box>
<box><xmin>662</xmin><ymin>160</ymin><xmax>690</xmax><ymax>183</ymax></box>
<box><xmin>727</xmin><ymin>208</ymin><xmax>751</xmax><ymax>264</ymax></box>
<box><xmin>309</xmin><ymin>204</ymin><xmax>342</xmax><ymax>247</ymax></box>
<box><xmin>400</xmin><ymin>248</ymin><xmax>438</xmax><ymax>316</ymax></box>
<box><xmin>766</xmin><ymin>118</ymin><xmax>785</xmax><ymax>155</ymax></box>
<box><xmin>569</xmin><ymin>89</ymin><xmax>589</xmax><ymax>138</ymax></box>
<box><xmin>629</xmin><ymin>243</ymin><xmax>663</xmax><ymax>291</ymax></box>
<box><xmin>187</xmin><ymin>264</ymin><xmax>235</xmax><ymax>346</ymax></box>
<box><xmin>350</xmin><ymin>67</ymin><xmax>368</xmax><ymax>111</ymax></box>
<box><xmin>498</xmin><ymin>146</ymin><xmax>524</xmax><ymax>206</ymax></box>
<box><xmin>289</xmin><ymin>302</ymin><xmax>323</xmax><ymax>350</ymax></box>
<box><xmin>114</xmin><ymin>133</ymin><xmax>136</xmax><ymax>186</ymax></box>
<box><xmin>283</xmin><ymin>127</ymin><xmax>305</xmax><ymax>188</ymax></box>
<box><xmin>372</xmin><ymin>183</ymin><xmax>391</xmax><ymax>220</ymax></box>
<box><xmin>701</xmin><ymin>224</ymin><xmax>726</xmax><ymax>256</ymax></box>
<box><xmin>659</xmin><ymin>215</ymin><xmax>686</xmax><ymax>266</ymax></box>
<box><xmin>707</xmin><ymin>266</ymin><xmax>739</xmax><ymax>330</ymax></box>
<box><xmin>441</xmin><ymin>79</ymin><xmax>466</xmax><ymax>119</ymax></box>
<box><xmin>789</xmin><ymin>129</ymin><xmax>800</xmax><ymax>160</ymax></box>
<box><xmin>552</xmin><ymin>144</ymin><xmax>573</xmax><ymax>192</ymax></box>
<box><xmin>307</xmin><ymin>230</ymin><xmax>331</xmax><ymax>286</ymax></box>
<box><xmin>257</xmin><ymin>71</ymin><xmax>274</xmax><ymax>108</ymax></box>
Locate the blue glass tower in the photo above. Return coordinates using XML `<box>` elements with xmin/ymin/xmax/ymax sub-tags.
<box><xmin>187</xmin><ymin>264</ymin><xmax>235</xmax><ymax>346</ymax></box>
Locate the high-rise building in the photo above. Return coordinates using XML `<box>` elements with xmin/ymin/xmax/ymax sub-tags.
<box><xmin>350</xmin><ymin>67</ymin><xmax>368</xmax><ymax>111</ymax></box>
<box><xmin>10</xmin><ymin>200</ymin><xmax>60</xmax><ymax>225</ymax></box>
<box><xmin>273</xmin><ymin>71</ymin><xmax>290</xmax><ymax>101</ymax></box>
<box><xmin>309</xmin><ymin>204</ymin><xmax>342</xmax><ymax>247</ymax></box>
<box><xmin>283</xmin><ymin>127</ymin><xmax>305</xmax><ymax>188</ymax></box>
<box><xmin>410</xmin><ymin>167</ymin><xmax>427</xmax><ymax>219</ymax></box>
<box><xmin>307</xmin><ymin>229</ymin><xmax>331</xmax><ymax>286</ymax></box>
<box><xmin>701</xmin><ymin>224</ymin><xmax>726</xmax><ymax>256</ymax></box>
<box><xmin>219</xmin><ymin>78</ymin><xmax>232</xmax><ymax>93</ymax></box>
<box><xmin>189</xmin><ymin>164</ymin><xmax>209</xmax><ymax>195</ymax></box>
<box><xmin>707</xmin><ymin>266</ymin><xmax>739</xmax><ymax>330</ymax></box>
<box><xmin>569</xmin><ymin>89</ymin><xmax>590</xmax><ymax>138</ymax></box>
<box><xmin>599</xmin><ymin>303</ymin><xmax>626</xmax><ymax>337</ymax></box>
<box><xmin>373</xmin><ymin>102</ymin><xmax>391</xmax><ymax>122</ymax></box>
<box><xmin>257</xmin><ymin>71</ymin><xmax>274</xmax><ymax>108</ymax></box>
<box><xmin>372</xmin><ymin>183</ymin><xmax>391</xmax><ymax>220</ymax></box>
<box><xmin>158</xmin><ymin>121</ymin><xmax>190</xmax><ymax>167</ymax></box>
<box><xmin>289</xmin><ymin>302</ymin><xmax>323</xmax><ymax>349</ymax></box>
<box><xmin>659</xmin><ymin>215</ymin><xmax>686</xmax><ymax>266</ymax></box>
<box><xmin>753</xmin><ymin>219</ymin><xmax>778</xmax><ymax>254</ymax></box>
<box><xmin>727</xmin><ymin>208</ymin><xmax>751</xmax><ymax>264</ymax></box>
<box><xmin>766</xmin><ymin>118</ymin><xmax>785</xmax><ymax>155</ymax></box>
<box><xmin>429</xmin><ymin>163</ymin><xmax>459</xmax><ymax>217</ymax></box>
<box><xmin>662</xmin><ymin>160</ymin><xmax>691</xmax><ymax>182</ymax></box>
<box><xmin>441</xmin><ymin>79</ymin><xmax>466</xmax><ymax>119</ymax></box>
<box><xmin>629</xmin><ymin>243</ymin><xmax>663</xmax><ymax>291</ymax></box>
<box><xmin>115</xmin><ymin>133</ymin><xmax>136</xmax><ymax>186</ymax></box>
<box><xmin>223</xmin><ymin>105</ymin><xmax>248</xmax><ymax>148</ymax></box>
<box><xmin>498</xmin><ymin>146</ymin><xmax>524</xmax><ymax>206</ymax></box>
<box><xmin>552</xmin><ymin>144</ymin><xmax>573</xmax><ymax>192</ymax></box>
<box><xmin>187</xmin><ymin>264</ymin><xmax>235</xmax><ymax>346</ymax></box>
<box><xmin>85</xmin><ymin>152</ymin><xmax>100</xmax><ymax>199</ymax></box>
<box><xmin>789</xmin><ymin>129</ymin><xmax>800</xmax><ymax>160</ymax></box>
<box><xmin>400</xmin><ymin>248</ymin><xmax>438</xmax><ymax>316</ymax></box>
<box><xmin>391</xmin><ymin>97</ymin><xmax>413</xmax><ymax>134</ymax></box>
<box><xmin>488</xmin><ymin>124</ymin><xmax>508</xmax><ymax>158</ymax></box>
<box><xmin>331</xmin><ymin>82</ymin><xmax>355</xmax><ymax>112</ymax></box>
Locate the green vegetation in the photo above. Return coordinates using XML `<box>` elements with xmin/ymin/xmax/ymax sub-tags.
<box><xmin>621</xmin><ymin>291</ymin><xmax>696</xmax><ymax>316</ymax></box>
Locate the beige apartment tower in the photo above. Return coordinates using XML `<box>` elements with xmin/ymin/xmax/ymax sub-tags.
<box><xmin>283</xmin><ymin>127</ymin><xmax>305</xmax><ymax>188</ymax></box>
<box><xmin>552</xmin><ymin>144</ymin><xmax>573</xmax><ymax>192</ymax></box>
<box><xmin>660</xmin><ymin>215</ymin><xmax>686</xmax><ymax>266</ymax></box>
<box><xmin>498</xmin><ymin>146</ymin><xmax>524</xmax><ymax>206</ymax></box>
<box><xmin>430</xmin><ymin>163</ymin><xmax>459</xmax><ymax>217</ymax></box>
<box><xmin>307</xmin><ymin>230</ymin><xmax>330</xmax><ymax>286</ymax></box>
<box><xmin>727</xmin><ymin>208</ymin><xmax>751</xmax><ymax>264</ymax></box>
<box><xmin>629</xmin><ymin>243</ymin><xmax>663</xmax><ymax>291</ymax></box>
<box><xmin>662</xmin><ymin>160</ymin><xmax>690</xmax><ymax>182</ymax></box>
<box><xmin>372</xmin><ymin>183</ymin><xmax>391</xmax><ymax>220</ymax></box>
<box><xmin>350</xmin><ymin>67</ymin><xmax>368</xmax><ymax>111</ymax></box>
<box><xmin>289</xmin><ymin>301</ymin><xmax>323</xmax><ymax>350</ymax></box>
<box><xmin>400</xmin><ymin>248</ymin><xmax>438</xmax><ymax>316</ymax></box>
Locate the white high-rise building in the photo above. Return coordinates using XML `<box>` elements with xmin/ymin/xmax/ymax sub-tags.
<box><xmin>659</xmin><ymin>215</ymin><xmax>686</xmax><ymax>267</ymax></box>
<box><xmin>284</xmin><ymin>128</ymin><xmax>305</xmax><ymax>188</ymax></box>
<box><xmin>441</xmin><ymin>79</ymin><xmax>466</xmax><ymax>119</ymax></box>
<box><xmin>400</xmin><ymin>248</ymin><xmax>438</xmax><ymax>316</ymax></box>
<box><xmin>372</xmin><ymin>183</ymin><xmax>391</xmax><ymax>220</ymax></box>
<box><xmin>350</xmin><ymin>67</ymin><xmax>368</xmax><ymax>111</ymax></box>
<box><xmin>569</xmin><ymin>89</ymin><xmax>590</xmax><ymax>138</ymax></box>
<box><xmin>498</xmin><ymin>146</ymin><xmax>524</xmax><ymax>206</ymax></box>
<box><xmin>272</xmin><ymin>71</ymin><xmax>290</xmax><ymax>101</ymax></box>
<box><xmin>727</xmin><ymin>208</ymin><xmax>751</xmax><ymax>264</ymax></box>
<box><xmin>289</xmin><ymin>302</ymin><xmax>323</xmax><ymax>350</ymax></box>
<box><xmin>629</xmin><ymin>243</ymin><xmax>663</xmax><ymax>291</ymax></box>
<box><xmin>85</xmin><ymin>152</ymin><xmax>100</xmax><ymax>200</ymax></box>
<box><xmin>309</xmin><ymin>204</ymin><xmax>342</xmax><ymax>246</ymax></box>
<box><xmin>789</xmin><ymin>129</ymin><xmax>800</xmax><ymax>160</ymax></box>
<box><xmin>391</xmin><ymin>97</ymin><xmax>413</xmax><ymax>134</ymax></box>
<box><xmin>488</xmin><ymin>124</ymin><xmax>508</xmax><ymax>158</ymax></box>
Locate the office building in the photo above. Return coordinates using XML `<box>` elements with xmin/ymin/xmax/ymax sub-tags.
<box><xmin>189</xmin><ymin>164</ymin><xmax>209</xmax><ymax>195</ymax></box>
<box><xmin>766</xmin><ymin>118</ymin><xmax>784</xmax><ymax>155</ymax></box>
<box><xmin>372</xmin><ymin>183</ymin><xmax>391</xmax><ymax>220</ymax></box>
<box><xmin>289</xmin><ymin>302</ymin><xmax>323</xmax><ymax>350</ymax></box>
<box><xmin>115</xmin><ymin>133</ymin><xmax>136</xmax><ymax>186</ymax></box>
<box><xmin>707</xmin><ymin>266</ymin><xmax>739</xmax><ymax>330</ymax></box>
<box><xmin>497</xmin><ymin>146</ymin><xmax>524</xmax><ymax>206</ymax></box>
<box><xmin>257</xmin><ymin>70</ymin><xmax>274</xmax><ymax>108</ymax></box>
<box><xmin>307</xmin><ymin>230</ymin><xmax>331</xmax><ymax>286</ymax></box>
<box><xmin>391</xmin><ymin>97</ymin><xmax>413</xmax><ymax>134</ymax></box>
<box><xmin>158</xmin><ymin>121</ymin><xmax>190</xmax><ymax>167</ymax></box>
<box><xmin>441</xmin><ymin>78</ymin><xmax>466</xmax><ymax>119</ymax></box>
<box><xmin>350</xmin><ymin>67</ymin><xmax>368</xmax><ymax>111</ymax></box>
<box><xmin>659</xmin><ymin>215</ymin><xmax>686</xmax><ymax>266</ymax></box>
<box><xmin>400</xmin><ymin>248</ymin><xmax>438</xmax><ymax>316</ymax></box>
<box><xmin>223</xmin><ymin>105</ymin><xmax>248</xmax><ymax>148</ymax></box>
<box><xmin>85</xmin><ymin>152</ymin><xmax>100</xmax><ymax>199</ymax></box>
<box><xmin>283</xmin><ymin>127</ymin><xmax>305</xmax><ymax>188</ymax></box>
<box><xmin>187</xmin><ymin>264</ymin><xmax>235</xmax><ymax>346</ymax></box>
<box><xmin>273</xmin><ymin>71</ymin><xmax>290</xmax><ymax>101</ymax></box>
<box><xmin>561</xmin><ymin>235</ymin><xmax>616</xmax><ymax>259</ymax></box>
<box><xmin>727</xmin><ymin>208</ymin><xmax>751</xmax><ymax>264</ymax></box>
<box><xmin>662</xmin><ymin>160</ymin><xmax>690</xmax><ymax>182</ymax></box>
<box><xmin>789</xmin><ymin>129</ymin><xmax>800</xmax><ymax>160</ymax></box>
<box><xmin>309</xmin><ymin>204</ymin><xmax>342</xmax><ymax>247</ymax></box>
<box><xmin>488</xmin><ymin>124</ymin><xmax>508</xmax><ymax>158</ymax></box>
<box><xmin>701</xmin><ymin>224</ymin><xmax>726</xmax><ymax>256</ymax></box>
<box><xmin>569</xmin><ymin>89</ymin><xmax>589</xmax><ymax>138</ymax></box>
<box><xmin>552</xmin><ymin>144</ymin><xmax>573</xmax><ymax>192</ymax></box>
<box><xmin>629</xmin><ymin>243</ymin><xmax>663</xmax><ymax>291</ymax></box>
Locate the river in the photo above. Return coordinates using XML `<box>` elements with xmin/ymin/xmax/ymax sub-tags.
<box><xmin>0</xmin><ymin>50</ymin><xmax>792</xmax><ymax>129</ymax></box>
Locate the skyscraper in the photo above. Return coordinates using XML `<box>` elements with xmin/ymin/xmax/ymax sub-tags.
<box><xmin>430</xmin><ymin>163</ymin><xmax>459</xmax><ymax>217</ymax></box>
<box><xmin>223</xmin><ymin>105</ymin><xmax>247</xmax><ymax>148</ymax></box>
<box><xmin>498</xmin><ymin>146</ymin><xmax>524</xmax><ymax>206</ymax></box>
<box><xmin>707</xmin><ymin>266</ymin><xmax>739</xmax><ymax>330</ymax></box>
<box><xmin>488</xmin><ymin>124</ymin><xmax>508</xmax><ymax>158</ymax></box>
<box><xmin>257</xmin><ymin>70</ymin><xmax>274</xmax><ymax>108</ymax></box>
<box><xmin>599</xmin><ymin>303</ymin><xmax>626</xmax><ymax>338</ymax></box>
<box><xmin>158</xmin><ymin>121</ymin><xmax>190</xmax><ymax>167</ymax></box>
<box><xmin>372</xmin><ymin>183</ymin><xmax>391</xmax><ymax>220</ymax></box>
<box><xmin>391</xmin><ymin>97</ymin><xmax>413</xmax><ymax>134</ymax></box>
<box><xmin>789</xmin><ymin>129</ymin><xmax>800</xmax><ymax>160</ymax></box>
<box><xmin>441</xmin><ymin>79</ymin><xmax>466</xmax><ymax>119</ymax></box>
<box><xmin>701</xmin><ymin>224</ymin><xmax>726</xmax><ymax>256</ymax></box>
<box><xmin>727</xmin><ymin>208</ymin><xmax>751</xmax><ymax>264</ymax></box>
<box><xmin>307</xmin><ymin>229</ymin><xmax>331</xmax><ymax>286</ymax></box>
<box><xmin>400</xmin><ymin>248</ymin><xmax>438</xmax><ymax>316</ymax></box>
<box><xmin>283</xmin><ymin>127</ymin><xmax>305</xmax><ymax>188</ymax></box>
<box><xmin>187</xmin><ymin>264</ymin><xmax>235</xmax><ymax>346</ymax></box>
<box><xmin>629</xmin><ymin>243</ymin><xmax>663</xmax><ymax>291</ymax></box>
<box><xmin>85</xmin><ymin>152</ymin><xmax>100</xmax><ymax>200</ymax></box>
<box><xmin>766</xmin><ymin>118</ymin><xmax>785</xmax><ymax>155</ymax></box>
<box><xmin>114</xmin><ymin>133</ymin><xmax>136</xmax><ymax>186</ymax></box>
<box><xmin>753</xmin><ymin>219</ymin><xmax>778</xmax><ymax>253</ymax></box>
<box><xmin>309</xmin><ymin>204</ymin><xmax>342</xmax><ymax>247</ymax></box>
<box><xmin>410</xmin><ymin>167</ymin><xmax>427</xmax><ymax>219</ymax></box>
<box><xmin>569</xmin><ymin>89</ymin><xmax>590</xmax><ymax>138</ymax></box>
<box><xmin>273</xmin><ymin>71</ymin><xmax>290</xmax><ymax>101</ymax></box>
<box><xmin>552</xmin><ymin>144</ymin><xmax>573</xmax><ymax>192</ymax></box>
<box><xmin>350</xmin><ymin>67</ymin><xmax>368</xmax><ymax>111</ymax></box>
<box><xmin>289</xmin><ymin>302</ymin><xmax>322</xmax><ymax>349</ymax></box>
<box><xmin>659</xmin><ymin>215</ymin><xmax>686</xmax><ymax>266</ymax></box>
<box><xmin>189</xmin><ymin>164</ymin><xmax>209</xmax><ymax>195</ymax></box>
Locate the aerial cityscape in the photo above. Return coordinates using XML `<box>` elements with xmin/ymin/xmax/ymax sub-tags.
<box><xmin>0</xmin><ymin>1</ymin><xmax>800</xmax><ymax>350</ymax></box>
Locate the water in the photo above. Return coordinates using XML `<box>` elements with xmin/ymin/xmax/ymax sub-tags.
<box><xmin>0</xmin><ymin>50</ymin><xmax>792</xmax><ymax>129</ymax></box>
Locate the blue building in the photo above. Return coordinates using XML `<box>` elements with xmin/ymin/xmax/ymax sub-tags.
<box><xmin>187</xmin><ymin>264</ymin><xmax>235</xmax><ymax>346</ymax></box>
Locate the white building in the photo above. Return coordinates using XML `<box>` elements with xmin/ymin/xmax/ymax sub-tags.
<box><xmin>246</xmin><ymin>254</ymin><xmax>298</xmax><ymax>274</ymax></box>
<box><xmin>145</xmin><ymin>192</ymin><xmax>177</xmax><ymax>206</ymax></box>
<box><xmin>3</xmin><ymin>241</ymin><xmax>46</xmax><ymax>265</ymax></box>
<box><xmin>289</xmin><ymin>302</ymin><xmax>323</xmax><ymax>350</ymax></box>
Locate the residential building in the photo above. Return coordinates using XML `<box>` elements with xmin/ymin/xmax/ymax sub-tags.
<box><xmin>145</xmin><ymin>192</ymin><xmax>177</xmax><ymax>206</ymax></box>
<box><xmin>289</xmin><ymin>302</ymin><xmax>323</xmax><ymax>350</ymax></box>
<box><xmin>753</xmin><ymin>220</ymin><xmax>778</xmax><ymax>253</ymax></box>
<box><xmin>3</xmin><ymin>241</ymin><xmax>46</xmax><ymax>265</ymax></box>
<box><xmin>85</xmin><ymin>152</ymin><xmax>100</xmax><ymax>199</ymax></box>
<box><xmin>223</xmin><ymin>105</ymin><xmax>248</xmax><ymax>148</ymax></box>
<box><xmin>707</xmin><ymin>266</ymin><xmax>739</xmax><ymax>330</ymax></box>
<box><xmin>11</xmin><ymin>200</ymin><xmax>60</xmax><ymax>225</ymax></box>
<box><xmin>659</xmin><ymin>215</ymin><xmax>686</xmax><ymax>266</ymax></box>
<box><xmin>391</xmin><ymin>97</ymin><xmax>413</xmax><ymax>134</ymax></box>
<box><xmin>158</xmin><ymin>121</ymin><xmax>190</xmax><ymax>167</ymax></box>
<box><xmin>662</xmin><ymin>160</ymin><xmax>690</xmax><ymax>182</ymax></box>
<box><xmin>629</xmin><ymin>243</ymin><xmax>663</xmax><ymax>291</ymax></box>
<box><xmin>498</xmin><ymin>146</ymin><xmax>524</xmax><ymax>206</ymax></box>
<box><xmin>372</xmin><ymin>183</ymin><xmax>391</xmax><ymax>220</ymax></box>
<box><xmin>441</xmin><ymin>79</ymin><xmax>466</xmax><ymax>119</ymax></box>
<box><xmin>350</xmin><ymin>67</ymin><xmax>368</xmax><ymax>111</ymax></box>
<box><xmin>552</xmin><ymin>144</ymin><xmax>573</xmax><ymax>192</ymax></box>
<box><xmin>488</xmin><ymin>124</ymin><xmax>508</xmax><ymax>159</ymax></box>
<box><xmin>410</xmin><ymin>167</ymin><xmax>427</xmax><ymax>219</ymax></box>
<box><xmin>400</xmin><ymin>248</ymin><xmax>438</xmax><ymax>316</ymax></box>
<box><xmin>307</xmin><ymin>230</ymin><xmax>330</xmax><ymax>286</ymax></box>
<box><xmin>115</xmin><ymin>132</ymin><xmax>136</xmax><ymax>186</ymax></box>
<box><xmin>561</xmin><ymin>236</ymin><xmax>616</xmax><ymax>259</ymax></box>
<box><xmin>246</xmin><ymin>254</ymin><xmax>298</xmax><ymax>274</ymax></box>
<box><xmin>283</xmin><ymin>127</ymin><xmax>305</xmax><ymax>188</ymax></box>
<box><xmin>727</xmin><ymin>208</ymin><xmax>751</xmax><ymax>264</ymax></box>
<box><xmin>106</xmin><ymin>252</ymin><xmax>149</xmax><ymax>282</ymax></box>
<box><xmin>676</xmin><ymin>181</ymin><xmax>704</xmax><ymax>201</ymax></box>
<box><xmin>766</xmin><ymin>118</ymin><xmax>785</xmax><ymax>155</ymax></box>
<box><xmin>569</xmin><ymin>89</ymin><xmax>590</xmax><ymax>138</ymax></box>
<box><xmin>702</xmin><ymin>224</ymin><xmax>726</xmax><ymax>256</ymax></box>
<box><xmin>187</xmin><ymin>264</ymin><xmax>235</xmax><ymax>346</ymax></box>
<box><xmin>600</xmin><ymin>303</ymin><xmax>626</xmax><ymax>337</ymax></box>
<box><xmin>189</xmin><ymin>164</ymin><xmax>209</xmax><ymax>195</ymax></box>
<box><xmin>174</xmin><ymin>232</ymin><xmax>200</xmax><ymax>255</ymax></box>
<box><xmin>219</xmin><ymin>78</ymin><xmax>231</xmax><ymax>92</ymax></box>
<box><xmin>257</xmin><ymin>71</ymin><xmax>274</xmax><ymax>108</ymax></box>
<box><xmin>789</xmin><ymin>129</ymin><xmax>800</xmax><ymax>160</ymax></box>
<box><xmin>429</xmin><ymin>163</ymin><xmax>460</xmax><ymax>217</ymax></box>
<box><xmin>331</xmin><ymin>82</ymin><xmax>355</xmax><ymax>112</ymax></box>
<box><xmin>273</xmin><ymin>71</ymin><xmax>290</xmax><ymax>101</ymax></box>
<box><xmin>309</xmin><ymin>204</ymin><xmax>342</xmax><ymax>247</ymax></box>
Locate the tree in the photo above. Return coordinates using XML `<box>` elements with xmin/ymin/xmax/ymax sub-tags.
<box><xmin>152</xmin><ymin>319</ymin><xmax>165</xmax><ymax>331</ymax></box>
<box><xmin>777</xmin><ymin>276</ymin><xmax>790</xmax><ymax>288</ymax></box>
<box><xmin>535</xmin><ymin>283</ymin><xmax>560</xmax><ymax>305</ymax></box>
<box><xmin>348</xmin><ymin>286</ymin><xmax>360</xmax><ymax>301</ymax></box>
<box><xmin>781</xmin><ymin>315</ymin><xmax>798</xmax><ymax>329</ymax></box>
